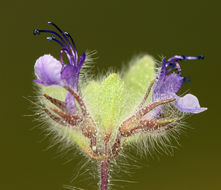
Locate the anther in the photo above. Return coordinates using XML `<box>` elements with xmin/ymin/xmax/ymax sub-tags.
<box><xmin>33</xmin><ymin>29</ymin><xmax>40</xmax><ymax>35</ymax></box>
<box><xmin>181</xmin><ymin>55</ymin><xmax>205</xmax><ymax>61</ymax></box>
<box><xmin>198</xmin><ymin>55</ymin><xmax>204</xmax><ymax>59</ymax></box>
<box><xmin>47</xmin><ymin>22</ymin><xmax>76</xmax><ymax>59</ymax></box>
<box><xmin>183</xmin><ymin>77</ymin><xmax>191</xmax><ymax>83</ymax></box>
<box><xmin>46</xmin><ymin>36</ymin><xmax>55</xmax><ymax>41</ymax></box>
<box><xmin>45</xmin><ymin>35</ymin><xmax>69</xmax><ymax>50</ymax></box>
<box><xmin>64</xmin><ymin>32</ymin><xmax>77</xmax><ymax>50</ymax></box>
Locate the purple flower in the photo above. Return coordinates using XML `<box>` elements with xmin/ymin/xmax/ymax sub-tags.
<box><xmin>33</xmin><ymin>22</ymin><xmax>86</xmax><ymax>113</ymax></box>
<box><xmin>153</xmin><ymin>55</ymin><xmax>207</xmax><ymax>114</ymax></box>
<box><xmin>34</xmin><ymin>54</ymin><xmax>62</xmax><ymax>86</ymax></box>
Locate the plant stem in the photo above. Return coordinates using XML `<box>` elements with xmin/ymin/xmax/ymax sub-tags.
<box><xmin>100</xmin><ymin>161</ymin><xmax>109</xmax><ymax>190</ymax></box>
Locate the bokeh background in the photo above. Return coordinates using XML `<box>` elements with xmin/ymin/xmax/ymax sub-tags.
<box><xmin>1</xmin><ymin>0</ymin><xmax>220</xmax><ymax>189</ymax></box>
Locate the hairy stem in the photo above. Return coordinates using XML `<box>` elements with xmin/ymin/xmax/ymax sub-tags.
<box><xmin>100</xmin><ymin>161</ymin><xmax>109</xmax><ymax>190</ymax></box>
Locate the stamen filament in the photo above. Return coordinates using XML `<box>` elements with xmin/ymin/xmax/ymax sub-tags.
<box><xmin>46</xmin><ymin>36</ymin><xmax>66</xmax><ymax>49</ymax></box>
<box><xmin>34</xmin><ymin>27</ymin><xmax>75</xmax><ymax>65</ymax></box>
<box><xmin>166</xmin><ymin>61</ymin><xmax>181</xmax><ymax>74</ymax></box>
<box><xmin>60</xmin><ymin>48</ymin><xmax>73</xmax><ymax>66</ymax></box>
<box><xmin>35</xmin><ymin>29</ymin><xmax>69</xmax><ymax>50</ymax></box>
<box><xmin>48</xmin><ymin>22</ymin><xmax>77</xmax><ymax>64</ymax></box>
<box><xmin>167</xmin><ymin>55</ymin><xmax>204</xmax><ymax>62</ymax></box>
<box><xmin>64</xmin><ymin>32</ymin><xmax>78</xmax><ymax>63</ymax></box>
<box><xmin>64</xmin><ymin>32</ymin><xmax>77</xmax><ymax>51</ymax></box>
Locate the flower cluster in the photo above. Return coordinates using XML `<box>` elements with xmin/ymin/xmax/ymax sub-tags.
<box><xmin>33</xmin><ymin>22</ymin><xmax>207</xmax><ymax>190</ymax></box>
<box><xmin>153</xmin><ymin>55</ymin><xmax>207</xmax><ymax>114</ymax></box>
<box><xmin>34</xmin><ymin>22</ymin><xmax>86</xmax><ymax>113</ymax></box>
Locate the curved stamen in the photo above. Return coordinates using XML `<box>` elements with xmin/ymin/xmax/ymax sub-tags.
<box><xmin>46</xmin><ymin>36</ymin><xmax>74</xmax><ymax>64</ymax></box>
<box><xmin>182</xmin><ymin>55</ymin><xmax>204</xmax><ymax>60</ymax></box>
<box><xmin>48</xmin><ymin>22</ymin><xmax>76</xmax><ymax>64</ymax></box>
<box><xmin>64</xmin><ymin>32</ymin><xmax>77</xmax><ymax>51</ymax></box>
<box><xmin>46</xmin><ymin>36</ymin><xmax>66</xmax><ymax>49</ymax></box>
<box><xmin>34</xmin><ymin>29</ymin><xmax>69</xmax><ymax>50</ymax></box>
<box><xmin>64</xmin><ymin>32</ymin><xmax>78</xmax><ymax>63</ymax></box>
<box><xmin>172</xmin><ymin>61</ymin><xmax>181</xmax><ymax>73</ymax></box>
<box><xmin>165</xmin><ymin>55</ymin><xmax>204</xmax><ymax>75</ymax></box>
<box><xmin>167</xmin><ymin>55</ymin><xmax>204</xmax><ymax>62</ymax></box>
<box><xmin>167</xmin><ymin>55</ymin><xmax>185</xmax><ymax>62</ymax></box>
<box><xmin>33</xmin><ymin>28</ymin><xmax>40</xmax><ymax>35</ymax></box>
<box><xmin>166</xmin><ymin>61</ymin><xmax>181</xmax><ymax>74</ymax></box>
<box><xmin>60</xmin><ymin>48</ymin><xmax>73</xmax><ymax>66</ymax></box>
<box><xmin>34</xmin><ymin>28</ymin><xmax>75</xmax><ymax>65</ymax></box>
<box><xmin>183</xmin><ymin>77</ymin><xmax>191</xmax><ymax>83</ymax></box>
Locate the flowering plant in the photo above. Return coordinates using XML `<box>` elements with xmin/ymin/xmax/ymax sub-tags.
<box><xmin>33</xmin><ymin>22</ymin><xmax>207</xmax><ymax>190</ymax></box>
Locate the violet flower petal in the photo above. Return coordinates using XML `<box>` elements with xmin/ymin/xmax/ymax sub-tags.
<box><xmin>34</xmin><ymin>54</ymin><xmax>62</xmax><ymax>86</ymax></box>
<box><xmin>175</xmin><ymin>94</ymin><xmax>207</xmax><ymax>113</ymax></box>
<box><xmin>60</xmin><ymin>65</ymin><xmax>78</xmax><ymax>113</ymax></box>
<box><xmin>160</xmin><ymin>73</ymin><xmax>183</xmax><ymax>94</ymax></box>
<box><xmin>153</xmin><ymin>73</ymin><xmax>183</xmax><ymax>101</ymax></box>
<box><xmin>77</xmin><ymin>52</ymin><xmax>86</xmax><ymax>71</ymax></box>
<box><xmin>153</xmin><ymin>61</ymin><xmax>183</xmax><ymax>99</ymax></box>
<box><xmin>60</xmin><ymin>65</ymin><xmax>76</xmax><ymax>88</ymax></box>
<box><xmin>65</xmin><ymin>92</ymin><xmax>77</xmax><ymax>113</ymax></box>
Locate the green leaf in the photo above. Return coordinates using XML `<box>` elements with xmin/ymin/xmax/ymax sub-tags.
<box><xmin>123</xmin><ymin>55</ymin><xmax>156</xmax><ymax>109</ymax></box>
<box><xmin>83</xmin><ymin>81</ymin><xmax>101</xmax><ymax>121</ymax></box>
<box><xmin>98</xmin><ymin>73</ymin><xmax>126</xmax><ymax>132</ymax></box>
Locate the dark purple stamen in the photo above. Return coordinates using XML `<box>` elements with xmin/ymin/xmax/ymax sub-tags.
<box><xmin>33</xmin><ymin>23</ymin><xmax>79</xmax><ymax>65</ymax></box>
<box><xmin>165</xmin><ymin>61</ymin><xmax>181</xmax><ymax>74</ymax></box>
<box><xmin>33</xmin><ymin>29</ymin><xmax>40</xmax><ymax>35</ymax></box>
<box><xmin>34</xmin><ymin>29</ymin><xmax>68</xmax><ymax>49</ymax></box>
<box><xmin>46</xmin><ymin>36</ymin><xmax>66</xmax><ymax>49</ymax></box>
<box><xmin>48</xmin><ymin>22</ymin><xmax>76</xmax><ymax>63</ymax></box>
<box><xmin>165</xmin><ymin>55</ymin><xmax>204</xmax><ymax>75</ymax></box>
<box><xmin>60</xmin><ymin>48</ymin><xmax>72</xmax><ymax>66</ymax></box>
<box><xmin>167</xmin><ymin>55</ymin><xmax>185</xmax><ymax>62</ymax></box>
<box><xmin>166</xmin><ymin>64</ymin><xmax>179</xmax><ymax>74</ymax></box>
<box><xmin>167</xmin><ymin>55</ymin><xmax>204</xmax><ymax>62</ymax></box>
<box><xmin>183</xmin><ymin>77</ymin><xmax>191</xmax><ymax>83</ymax></box>
<box><xmin>64</xmin><ymin>32</ymin><xmax>77</xmax><ymax>51</ymax></box>
<box><xmin>182</xmin><ymin>55</ymin><xmax>204</xmax><ymax>60</ymax></box>
<box><xmin>64</xmin><ymin>32</ymin><xmax>78</xmax><ymax>64</ymax></box>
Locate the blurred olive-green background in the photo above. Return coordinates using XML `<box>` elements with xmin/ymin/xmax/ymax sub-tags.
<box><xmin>1</xmin><ymin>0</ymin><xmax>220</xmax><ymax>189</ymax></box>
